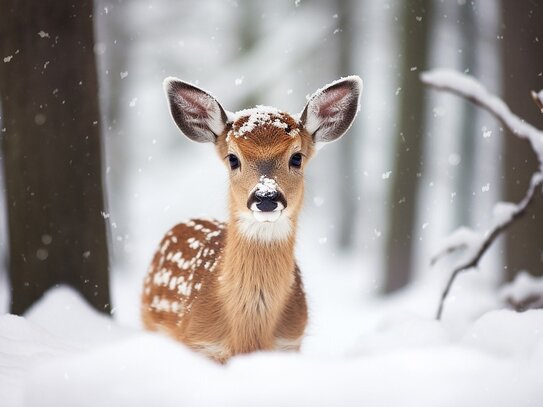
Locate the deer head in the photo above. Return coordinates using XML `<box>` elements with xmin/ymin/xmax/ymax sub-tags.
<box><xmin>163</xmin><ymin>76</ymin><xmax>362</xmax><ymax>243</ymax></box>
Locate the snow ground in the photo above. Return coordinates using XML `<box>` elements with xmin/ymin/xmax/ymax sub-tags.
<box><xmin>2</xmin><ymin>263</ymin><xmax>543</xmax><ymax>406</ymax></box>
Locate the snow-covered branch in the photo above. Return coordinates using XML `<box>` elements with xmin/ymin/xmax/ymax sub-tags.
<box><xmin>421</xmin><ymin>69</ymin><xmax>543</xmax><ymax>320</ymax></box>
<box><xmin>421</xmin><ymin>69</ymin><xmax>543</xmax><ymax>170</ymax></box>
<box><xmin>434</xmin><ymin>173</ymin><xmax>543</xmax><ymax>320</ymax></box>
<box><xmin>532</xmin><ymin>90</ymin><xmax>543</xmax><ymax>114</ymax></box>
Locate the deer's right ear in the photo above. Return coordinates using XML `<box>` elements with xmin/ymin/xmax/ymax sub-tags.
<box><xmin>300</xmin><ymin>76</ymin><xmax>362</xmax><ymax>144</ymax></box>
<box><xmin>163</xmin><ymin>78</ymin><xmax>229</xmax><ymax>143</ymax></box>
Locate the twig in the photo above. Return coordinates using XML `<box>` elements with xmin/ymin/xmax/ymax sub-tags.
<box><xmin>430</xmin><ymin>227</ymin><xmax>481</xmax><ymax>267</ymax></box>
<box><xmin>435</xmin><ymin>173</ymin><xmax>543</xmax><ymax>320</ymax></box>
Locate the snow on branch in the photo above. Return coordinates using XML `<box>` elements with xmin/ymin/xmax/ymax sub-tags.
<box><xmin>433</xmin><ymin>173</ymin><xmax>543</xmax><ymax>320</ymax></box>
<box><xmin>421</xmin><ymin>69</ymin><xmax>543</xmax><ymax>320</ymax></box>
<box><xmin>532</xmin><ymin>90</ymin><xmax>543</xmax><ymax>114</ymax></box>
<box><xmin>421</xmin><ymin>69</ymin><xmax>543</xmax><ymax>170</ymax></box>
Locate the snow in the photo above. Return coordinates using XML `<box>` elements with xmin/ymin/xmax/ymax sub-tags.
<box><xmin>255</xmin><ymin>175</ymin><xmax>278</xmax><ymax>198</ymax></box>
<box><xmin>1</xmin><ymin>4</ymin><xmax>540</xmax><ymax>406</ymax></box>
<box><xmin>432</xmin><ymin>172</ymin><xmax>543</xmax><ymax>284</ymax></box>
<box><xmin>531</xmin><ymin>90</ymin><xmax>543</xmax><ymax>113</ymax></box>
<box><xmin>491</xmin><ymin>201</ymin><xmax>517</xmax><ymax>227</ymax></box>
<box><xmin>431</xmin><ymin>226</ymin><xmax>483</xmax><ymax>266</ymax></box>
<box><xmin>500</xmin><ymin>272</ymin><xmax>543</xmax><ymax>308</ymax></box>
<box><xmin>2</xmin><ymin>283</ymin><xmax>543</xmax><ymax>406</ymax></box>
<box><xmin>229</xmin><ymin>105</ymin><xmax>289</xmax><ymax>138</ymax></box>
<box><xmin>422</xmin><ymin>71</ymin><xmax>543</xmax><ymax>317</ymax></box>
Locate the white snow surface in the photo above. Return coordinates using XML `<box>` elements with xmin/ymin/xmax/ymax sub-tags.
<box><xmin>500</xmin><ymin>271</ymin><xmax>543</xmax><ymax>305</ymax></box>
<box><xmin>2</xmin><ymin>284</ymin><xmax>543</xmax><ymax>406</ymax></box>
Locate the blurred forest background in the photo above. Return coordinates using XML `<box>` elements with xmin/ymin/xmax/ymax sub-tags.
<box><xmin>0</xmin><ymin>0</ymin><xmax>542</xmax><ymax>321</ymax></box>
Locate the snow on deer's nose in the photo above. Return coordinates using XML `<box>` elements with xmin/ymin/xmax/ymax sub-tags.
<box><xmin>247</xmin><ymin>176</ymin><xmax>286</xmax><ymax>222</ymax></box>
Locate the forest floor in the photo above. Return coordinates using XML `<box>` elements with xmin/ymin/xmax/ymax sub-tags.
<box><xmin>1</xmin><ymin>248</ymin><xmax>543</xmax><ymax>407</ymax></box>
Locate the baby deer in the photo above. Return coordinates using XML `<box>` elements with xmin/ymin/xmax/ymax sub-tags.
<box><xmin>142</xmin><ymin>76</ymin><xmax>362</xmax><ymax>362</ymax></box>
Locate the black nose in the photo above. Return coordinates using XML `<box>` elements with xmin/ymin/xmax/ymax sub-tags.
<box><xmin>256</xmin><ymin>191</ymin><xmax>278</xmax><ymax>212</ymax></box>
<box><xmin>248</xmin><ymin>190</ymin><xmax>287</xmax><ymax>213</ymax></box>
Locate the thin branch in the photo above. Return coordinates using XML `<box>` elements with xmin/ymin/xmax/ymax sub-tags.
<box><xmin>430</xmin><ymin>245</ymin><xmax>464</xmax><ymax>267</ymax></box>
<box><xmin>435</xmin><ymin>173</ymin><xmax>543</xmax><ymax>320</ymax></box>
<box><xmin>430</xmin><ymin>227</ymin><xmax>481</xmax><ymax>267</ymax></box>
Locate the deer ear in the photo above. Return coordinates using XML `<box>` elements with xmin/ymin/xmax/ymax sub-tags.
<box><xmin>300</xmin><ymin>76</ymin><xmax>362</xmax><ymax>143</ymax></box>
<box><xmin>163</xmin><ymin>77</ymin><xmax>229</xmax><ymax>143</ymax></box>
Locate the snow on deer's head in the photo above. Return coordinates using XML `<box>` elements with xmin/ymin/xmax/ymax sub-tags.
<box><xmin>163</xmin><ymin>76</ymin><xmax>362</xmax><ymax>242</ymax></box>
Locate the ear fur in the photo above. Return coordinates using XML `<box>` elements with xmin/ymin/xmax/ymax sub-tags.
<box><xmin>163</xmin><ymin>78</ymin><xmax>229</xmax><ymax>143</ymax></box>
<box><xmin>300</xmin><ymin>76</ymin><xmax>362</xmax><ymax>143</ymax></box>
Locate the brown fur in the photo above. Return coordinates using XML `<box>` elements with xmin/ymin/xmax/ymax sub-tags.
<box><xmin>142</xmin><ymin>112</ymin><xmax>313</xmax><ymax>363</ymax></box>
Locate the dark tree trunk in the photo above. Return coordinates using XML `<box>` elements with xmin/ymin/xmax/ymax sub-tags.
<box><xmin>0</xmin><ymin>0</ymin><xmax>111</xmax><ymax>314</ymax></box>
<box><xmin>383</xmin><ymin>0</ymin><xmax>431</xmax><ymax>293</ymax></box>
<box><xmin>502</xmin><ymin>1</ymin><xmax>543</xmax><ymax>280</ymax></box>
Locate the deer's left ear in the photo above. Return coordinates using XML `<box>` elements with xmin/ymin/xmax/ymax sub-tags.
<box><xmin>163</xmin><ymin>77</ymin><xmax>230</xmax><ymax>143</ymax></box>
<box><xmin>300</xmin><ymin>76</ymin><xmax>362</xmax><ymax>143</ymax></box>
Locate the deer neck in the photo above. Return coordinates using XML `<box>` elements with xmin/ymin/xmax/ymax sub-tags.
<box><xmin>218</xmin><ymin>207</ymin><xmax>298</xmax><ymax>353</ymax></box>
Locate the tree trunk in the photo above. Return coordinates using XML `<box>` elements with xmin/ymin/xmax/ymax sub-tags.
<box><xmin>0</xmin><ymin>0</ymin><xmax>111</xmax><ymax>314</ymax></box>
<box><xmin>383</xmin><ymin>0</ymin><xmax>431</xmax><ymax>293</ymax></box>
<box><xmin>502</xmin><ymin>1</ymin><xmax>543</xmax><ymax>280</ymax></box>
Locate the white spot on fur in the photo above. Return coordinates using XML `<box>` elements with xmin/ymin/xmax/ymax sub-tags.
<box><xmin>206</xmin><ymin>230</ymin><xmax>221</xmax><ymax>240</ymax></box>
<box><xmin>177</xmin><ymin>280</ymin><xmax>193</xmax><ymax>297</ymax></box>
<box><xmin>151</xmin><ymin>296</ymin><xmax>173</xmax><ymax>312</ymax></box>
<box><xmin>160</xmin><ymin>240</ymin><xmax>170</xmax><ymax>254</ymax></box>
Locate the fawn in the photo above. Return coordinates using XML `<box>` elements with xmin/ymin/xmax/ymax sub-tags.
<box><xmin>141</xmin><ymin>76</ymin><xmax>362</xmax><ymax>362</ymax></box>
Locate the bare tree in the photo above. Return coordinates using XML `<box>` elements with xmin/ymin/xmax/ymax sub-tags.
<box><xmin>0</xmin><ymin>1</ymin><xmax>111</xmax><ymax>314</ymax></box>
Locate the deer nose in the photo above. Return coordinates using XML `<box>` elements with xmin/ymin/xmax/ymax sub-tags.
<box><xmin>255</xmin><ymin>192</ymin><xmax>279</xmax><ymax>212</ymax></box>
<box><xmin>247</xmin><ymin>189</ymin><xmax>287</xmax><ymax>213</ymax></box>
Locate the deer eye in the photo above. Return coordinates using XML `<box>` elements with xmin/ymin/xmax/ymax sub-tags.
<box><xmin>228</xmin><ymin>154</ymin><xmax>240</xmax><ymax>170</ymax></box>
<box><xmin>289</xmin><ymin>153</ymin><xmax>302</xmax><ymax>169</ymax></box>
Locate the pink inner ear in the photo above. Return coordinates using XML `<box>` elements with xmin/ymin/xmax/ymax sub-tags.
<box><xmin>176</xmin><ymin>89</ymin><xmax>212</xmax><ymax>119</ymax></box>
<box><xmin>316</xmin><ymin>87</ymin><xmax>351</xmax><ymax>118</ymax></box>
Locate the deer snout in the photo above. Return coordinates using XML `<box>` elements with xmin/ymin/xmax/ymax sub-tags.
<box><xmin>247</xmin><ymin>190</ymin><xmax>287</xmax><ymax>213</ymax></box>
<box><xmin>255</xmin><ymin>191</ymin><xmax>278</xmax><ymax>212</ymax></box>
<box><xmin>247</xmin><ymin>176</ymin><xmax>288</xmax><ymax>222</ymax></box>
